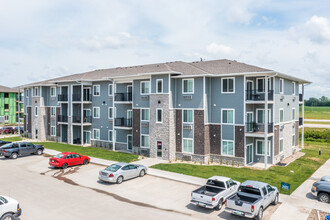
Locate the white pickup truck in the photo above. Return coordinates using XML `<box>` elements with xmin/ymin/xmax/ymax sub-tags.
<box><xmin>191</xmin><ymin>176</ymin><xmax>240</xmax><ymax>210</ymax></box>
<box><xmin>0</xmin><ymin>195</ymin><xmax>21</xmax><ymax>220</ymax></box>
<box><xmin>225</xmin><ymin>180</ymin><xmax>279</xmax><ymax>220</ymax></box>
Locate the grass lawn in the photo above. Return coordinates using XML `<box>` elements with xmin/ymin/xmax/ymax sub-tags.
<box><xmin>151</xmin><ymin>141</ymin><xmax>330</xmax><ymax>195</ymax></box>
<box><xmin>300</xmin><ymin>106</ymin><xmax>330</xmax><ymax>120</ymax></box>
<box><xmin>32</xmin><ymin>142</ymin><xmax>139</xmax><ymax>163</ymax></box>
<box><xmin>0</xmin><ymin>136</ymin><xmax>23</xmax><ymax>142</ymax></box>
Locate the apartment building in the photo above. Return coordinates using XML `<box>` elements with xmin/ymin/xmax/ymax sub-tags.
<box><xmin>0</xmin><ymin>85</ymin><xmax>24</xmax><ymax>124</ymax></box>
<box><xmin>21</xmin><ymin>59</ymin><xmax>310</xmax><ymax>166</ymax></box>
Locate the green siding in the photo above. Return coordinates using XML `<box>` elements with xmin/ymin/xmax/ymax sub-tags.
<box><xmin>0</xmin><ymin>92</ymin><xmax>19</xmax><ymax>124</ymax></box>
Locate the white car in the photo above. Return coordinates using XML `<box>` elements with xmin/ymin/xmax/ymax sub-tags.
<box><xmin>0</xmin><ymin>195</ymin><xmax>21</xmax><ymax>220</ymax></box>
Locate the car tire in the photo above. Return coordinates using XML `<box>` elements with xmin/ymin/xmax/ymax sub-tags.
<box><xmin>255</xmin><ymin>207</ymin><xmax>263</xmax><ymax>220</ymax></box>
<box><xmin>0</xmin><ymin>213</ymin><xmax>15</xmax><ymax>220</ymax></box>
<box><xmin>62</xmin><ymin>163</ymin><xmax>68</xmax><ymax>169</ymax></box>
<box><xmin>83</xmin><ymin>159</ymin><xmax>89</xmax><ymax>165</ymax></box>
<box><xmin>36</xmin><ymin>149</ymin><xmax>43</xmax><ymax>155</ymax></box>
<box><xmin>10</xmin><ymin>152</ymin><xmax>18</xmax><ymax>159</ymax></box>
<box><xmin>272</xmin><ymin>193</ymin><xmax>279</xmax><ymax>205</ymax></box>
<box><xmin>318</xmin><ymin>192</ymin><xmax>330</xmax><ymax>203</ymax></box>
<box><xmin>139</xmin><ymin>169</ymin><xmax>145</xmax><ymax>177</ymax></box>
<box><xmin>214</xmin><ymin>199</ymin><xmax>223</xmax><ymax>210</ymax></box>
<box><xmin>116</xmin><ymin>176</ymin><xmax>123</xmax><ymax>184</ymax></box>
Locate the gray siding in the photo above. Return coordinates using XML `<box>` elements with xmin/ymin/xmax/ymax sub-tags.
<box><xmin>174</xmin><ymin>77</ymin><xmax>203</xmax><ymax>109</ymax></box>
<box><xmin>133</xmin><ymin>79</ymin><xmax>150</xmax><ymax>108</ymax></box>
<box><xmin>151</xmin><ymin>74</ymin><xmax>169</xmax><ymax>94</ymax></box>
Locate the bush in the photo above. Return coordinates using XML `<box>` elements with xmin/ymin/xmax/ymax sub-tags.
<box><xmin>300</xmin><ymin>129</ymin><xmax>330</xmax><ymax>143</ymax></box>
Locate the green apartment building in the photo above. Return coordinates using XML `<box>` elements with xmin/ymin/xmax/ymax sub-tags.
<box><xmin>0</xmin><ymin>85</ymin><xmax>23</xmax><ymax>124</ymax></box>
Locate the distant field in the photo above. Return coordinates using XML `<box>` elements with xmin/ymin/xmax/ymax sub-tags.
<box><xmin>300</xmin><ymin>106</ymin><xmax>330</xmax><ymax>120</ymax></box>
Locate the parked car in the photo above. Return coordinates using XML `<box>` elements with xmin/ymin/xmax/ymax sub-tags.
<box><xmin>98</xmin><ymin>162</ymin><xmax>148</xmax><ymax>184</ymax></box>
<box><xmin>0</xmin><ymin>142</ymin><xmax>44</xmax><ymax>159</ymax></box>
<box><xmin>13</xmin><ymin>126</ymin><xmax>24</xmax><ymax>134</ymax></box>
<box><xmin>190</xmin><ymin>176</ymin><xmax>240</xmax><ymax>210</ymax></box>
<box><xmin>1</xmin><ymin>127</ymin><xmax>15</xmax><ymax>134</ymax></box>
<box><xmin>49</xmin><ymin>152</ymin><xmax>90</xmax><ymax>169</ymax></box>
<box><xmin>0</xmin><ymin>195</ymin><xmax>22</xmax><ymax>220</ymax></box>
<box><xmin>225</xmin><ymin>180</ymin><xmax>279</xmax><ymax>220</ymax></box>
<box><xmin>311</xmin><ymin>177</ymin><xmax>330</xmax><ymax>203</ymax></box>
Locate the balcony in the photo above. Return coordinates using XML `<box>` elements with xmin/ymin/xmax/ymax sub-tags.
<box><xmin>246</xmin><ymin>90</ymin><xmax>274</xmax><ymax>101</ymax></box>
<box><xmin>58</xmin><ymin>94</ymin><xmax>68</xmax><ymax>102</ymax></box>
<box><xmin>299</xmin><ymin>117</ymin><xmax>303</xmax><ymax>126</ymax></box>
<box><xmin>72</xmin><ymin>115</ymin><xmax>92</xmax><ymax>123</ymax></box>
<box><xmin>114</xmin><ymin>93</ymin><xmax>132</xmax><ymax>102</ymax></box>
<box><xmin>115</xmin><ymin>118</ymin><xmax>132</xmax><ymax>127</ymax></box>
<box><xmin>246</xmin><ymin>123</ymin><xmax>274</xmax><ymax>133</ymax></box>
<box><xmin>72</xmin><ymin>94</ymin><xmax>92</xmax><ymax>102</ymax></box>
<box><xmin>58</xmin><ymin>115</ymin><xmax>68</xmax><ymax>122</ymax></box>
<box><xmin>16</xmin><ymin>96</ymin><xmax>23</xmax><ymax>102</ymax></box>
<box><xmin>299</xmin><ymin>94</ymin><xmax>303</xmax><ymax>102</ymax></box>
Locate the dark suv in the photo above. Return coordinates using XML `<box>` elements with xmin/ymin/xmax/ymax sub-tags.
<box><xmin>0</xmin><ymin>142</ymin><xmax>44</xmax><ymax>159</ymax></box>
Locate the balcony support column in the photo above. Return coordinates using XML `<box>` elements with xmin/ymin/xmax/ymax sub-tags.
<box><xmin>302</xmin><ymin>84</ymin><xmax>304</xmax><ymax>149</ymax></box>
<box><xmin>81</xmin><ymin>82</ymin><xmax>84</xmax><ymax>146</ymax></box>
<box><xmin>264</xmin><ymin>76</ymin><xmax>268</xmax><ymax>169</ymax></box>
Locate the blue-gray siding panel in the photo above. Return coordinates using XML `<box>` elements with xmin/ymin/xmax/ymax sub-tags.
<box><xmin>133</xmin><ymin>79</ymin><xmax>150</xmax><ymax>108</ymax></box>
<box><xmin>115</xmin><ymin>129</ymin><xmax>132</xmax><ymax>143</ymax></box>
<box><xmin>222</xmin><ymin>125</ymin><xmax>234</xmax><ymax>140</ymax></box>
<box><xmin>174</xmin><ymin>77</ymin><xmax>204</xmax><ymax>109</ymax></box>
<box><xmin>140</xmin><ymin>125</ymin><xmax>149</xmax><ymax>135</ymax></box>
<box><xmin>182</xmin><ymin>128</ymin><xmax>193</xmax><ymax>139</ymax></box>
<box><xmin>151</xmin><ymin>74</ymin><xmax>169</xmax><ymax>94</ymax></box>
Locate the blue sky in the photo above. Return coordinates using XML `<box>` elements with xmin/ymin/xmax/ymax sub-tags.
<box><xmin>1</xmin><ymin>0</ymin><xmax>330</xmax><ymax>98</ymax></box>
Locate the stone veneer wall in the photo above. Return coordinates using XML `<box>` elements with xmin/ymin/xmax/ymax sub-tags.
<box><xmin>209</xmin><ymin>125</ymin><xmax>221</xmax><ymax>155</ymax></box>
<box><xmin>27</xmin><ymin>107</ymin><xmax>32</xmax><ymax>133</ymax></box>
<box><xmin>235</xmin><ymin>126</ymin><xmax>245</xmax><ymax>158</ymax></box>
<box><xmin>274</xmin><ymin>125</ymin><xmax>279</xmax><ymax>156</ymax></box>
<box><xmin>32</xmin><ymin>97</ymin><xmax>47</xmax><ymax>141</ymax></box>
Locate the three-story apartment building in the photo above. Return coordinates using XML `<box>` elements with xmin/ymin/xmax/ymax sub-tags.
<box><xmin>21</xmin><ymin>59</ymin><xmax>310</xmax><ymax>166</ymax></box>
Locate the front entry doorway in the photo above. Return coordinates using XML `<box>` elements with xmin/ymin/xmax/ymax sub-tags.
<box><xmin>246</xmin><ymin>144</ymin><xmax>253</xmax><ymax>164</ymax></box>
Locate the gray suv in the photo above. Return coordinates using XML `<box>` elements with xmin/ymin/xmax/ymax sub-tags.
<box><xmin>0</xmin><ymin>142</ymin><xmax>44</xmax><ymax>159</ymax></box>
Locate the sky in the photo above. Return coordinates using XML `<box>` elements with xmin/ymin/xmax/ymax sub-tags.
<box><xmin>1</xmin><ymin>0</ymin><xmax>330</xmax><ymax>98</ymax></box>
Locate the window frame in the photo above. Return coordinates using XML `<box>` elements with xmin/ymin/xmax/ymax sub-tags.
<box><xmin>156</xmin><ymin>108</ymin><xmax>163</xmax><ymax>123</ymax></box>
<box><xmin>51</xmin><ymin>126</ymin><xmax>56</xmax><ymax>137</ymax></box>
<box><xmin>26</xmin><ymin>89</ymin><xmax>29</xmax><ymax>97</ymax></box>
<box><xmin>222</xmin><ymin>109</ymin><xmax>235</xmax><ymax>124</ymax></box>
<box><xmin>34</xmin><ymin>87</ymin><xmax>39</xmax><ymax>97</ymax></box>
<box><xmin>50</xmin><ymin>87</ymin><xmax>56</xmax><ymax>97</ymax></box>
<box><xmin>256</xmin><ymin>109</ymin><xmax>271</xmax><ymax>124</ymax></box>
<box><xmin>140</xmin><ymin>81</ymin><xmax>150</xmax><ymax>95</ymax></box>
<box><xmin>156</xmin><ymin>79</ymin><xmax>163</xmax><ymax>94</ymax></box>
<box><xmin>279</xmin><ymin>79</ymin><xmax>284</xmax><ymax>94</ymax></box>
<box><xmin>108</xmin><ymin>130</ymin><xmax>113</xmax><ymax>142</ymax></box>
<box><xmin>93</xmin><ymin>85</ymin><xmax>100</xmax><ymax>96</ymax></box>
<box><xmin>141</xmin><ymin>108</ymin><xmax>150</xmax><ymax>122</ymax></box>
<box><xmin>108</xmin><ymin>84</ymin><xmax>113</xmax><ymax>96</ymax></box>
<box><xmin>256</xmin><ymin>78</ymin><xmax>265</xmax><ymax>93</ymax></box>
<box><xmin>256</xmin><ymin>140</ymin><xmax>271</xmax><ymax>156</ymax></box>
<box><xmin>93</xmin><ymin>129</ymin><xmax>100</xmax><ymax>140</ymax></box>
<box><xmin>51</xmin><ymin>107</ymin><xmax>56</xmax><ymax>117</ymax></box>
<box><xmin>108</xmin><ymin>107</ymin><xmax>113</xmax><ymax>119</ymax></box>
<box><xmin>221</xmin><ymin>77</ymin><xmax>235</xmax><ymax>94</ymax></box>
<box><xmin>280</xmin><ymin>138</ymin><xmax>284</xmax><ymax>153</ymax></box>
<box><xmin>221</xmin><ymin>140</ymin><xmax>235</xmax><ymax>156</ymax></box>
<box><xmin>35</xmin><ymin>106</ymin><xmax>38</xmax><ymax>116</ymax></box>
<box><xmin>182</xmin><ymin>138</ymin><xmax>194</xmax><ymax>154</ymax></box>
<box><xmin>93</xmin><ymin>107</ymin><xmax>100</xmax><ymax>119</ymax></box>
<box><xmin>141</xmin><ymin>134</ymin><xmax>150</xmax><ymax>148</ymax></box>
<box><xmin>279</xmin><ymin>108</ymin><xmax>284</xmax><ymax>123</ymax></box>
<box><xmin>183</xmin><ymin>109</ymin><xmax>194</xmax><ymax>123</ymax></box>
<box><xmin>292</xmin><ymin>108</ymin><xmax>296</xmax><ymax>121</ymax></box>
<box><xmin>182</xmin><ymin>78</ymin><xmax>194</xmax><ymax>94</ymax></box>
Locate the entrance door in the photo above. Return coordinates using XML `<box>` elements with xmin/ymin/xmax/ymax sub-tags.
<box><xmin>246</xmin><ymin>144</ymin><xmax>253</xmax><ymax>164</ymax></box>
<box><xmin>127</xmin><ymin>135</ymin><xmax>132</xmax><ymax>151</ymax></box>
<box><xmin>83</xmin><ymin>131</ymin><xmax>91</xmax><ymax>144</ymax></box>
<box><xmin>83</xmin><ymin>109</ymin><xmax>91</xmax><ymax>123</ymax></box>
<box><xmin>246</xmin><ymin>112</ymin><xmax>253</xmax><ymax>132</ymax></box>
<box><xmin>83</xmin><ymin>88</ymin><xmax>91</xmax><ymax>101</ymax></box>
<box><xmin>157</xmin><ymin>141</ymin><xmax>162</xmax><ymax>158</ymax></box>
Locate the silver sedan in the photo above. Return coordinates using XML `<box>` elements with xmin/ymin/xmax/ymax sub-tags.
<box><xmin>98</xmin><ymin>162</ymin><xmax>148</xmax><ymax>184</ymax></box>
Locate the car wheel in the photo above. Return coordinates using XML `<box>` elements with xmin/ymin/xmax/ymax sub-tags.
<box><xmin>10</xmin><ymin>152</ymin><xmax>18</xmax><ymax>159</ymax></box>
<box><xmin>83</xmin><ymin>159</ymin><xmax>89</xmax><ymax>165</ymax></box>
<box><xmin>62</xmin><ymin>163</ymin><xmax>68</xmax><ymax>169</ymax></box>
<box><xmin>255</xmin><ymin>207</ymin><xmax>263</xmax><ymax>220</ymax></box>
<box><xmin>36</xmin><ymin>149</ymin><xmax>43</xmax><ymax>155</ymax></box>
<box><xmin>139</xmin><ymin>169</ymin><xmax>145</xmax><ymax>177</ymax></box>
<box><xmin>1</xmin><ymin>213</ymin><xmax>15</xmax><ymax>220</ymax></box>
<box><xmin>116</xmin><ymin>176</ymin><xmax>123</xmax><ymax>184</ymax></box>
<box><xmin>318</xmin><ymin>192</ymin><xmax>330</xmax><ymax>203</ymax></box>
<box><xmin>272</xmin><ymin>193</ymin><xmax>279</xmax><ymax>205</ymax></box>
<box><xmin>214</xmin><ymin>199</ymin><xmax>223</xmax><ymax>210</ymax></box>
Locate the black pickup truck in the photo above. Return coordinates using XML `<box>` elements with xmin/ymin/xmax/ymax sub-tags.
<box><xmin>311</xmin><ymin>176</ymin><xmax>330</xmax><ymax>203</ymax></box>
<box><xmin>0</xmin><ymin>142</ymin><xmax>44</xmax><ymax>159</ymax></box>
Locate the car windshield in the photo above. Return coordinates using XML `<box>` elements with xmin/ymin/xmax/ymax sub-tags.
<box><xmin>54</xmin><ymin>154</ymin><xmax>64</xmax><ymax>159</ymax></box>
<box><xmin>0</xmin><ymin>143</ymin><xmax>13</xmax><ymax>149</ymax></box>
<box><xmin>0</xmin><ymin>196</ymin><xmax>8</xmax><ymax>204</ymax></box>
<box><xmin>105</xmin><ymin>164</ymin><xmax>121</xmax><ymax>172</ymax></box>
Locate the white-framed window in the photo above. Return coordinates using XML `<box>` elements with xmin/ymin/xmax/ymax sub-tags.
<box><xmin>221</xmin><ymin>77</ymin><xmax>235</xmax><ymax>93</ymax></box>
<box><xmin>26</xmin><ymin>89</ymin><xmax>29</xmax><ymax>97</ymax></box>
<box><xmin>292</xmin><ymin>108</ymin><xmax>296</xmax><ymax>120</ymax></box>
<box><xmin>141</xmin><ymin>81</ymin><xmax>150</xmax><ymax>95</ymax></box>
<box><xmin>183</xmin><ymin>109</ymin><xmax>193</xmax><ymax>123</ymax></box>
<box><xmin>141</xmin><ymin>135</ymin><xmax>150</xmax><ymax>148</ymax></box>
<box><xmin>256</xmin><ymin>140</ymin><xmax>271</xmax><ymax>156</ymax></box>
<box><xmin>93</xmin><ymin>129</ymin><xmax>100</xmax><ymax>140</ymax></box>
<box><xmin>183</xmin><ymin>79</ymin><xmax>194</xmax><ymax>94</ymax></box>
<box><xmin>51</xmin><ymin>107</ymin><xmax>56</xmax><ymax>117</ymax></box>
<box><xmin>93</xmin><ymin>107</ymin><xmax>100</xmax><ymax>118</ymax></box>
<box><xmin>108</xmin><ymin>84</ymin><xmax>113</xmax><ymax>96</ymax></box>
<box><xmin>34</xmin><ymin>87</ymin><xmax>39</xmax><ymax>97</ymax></box>
<box><xmin>279</xmin><ymin>79</ymin><xmax>284</xmax><ymax>94</ymax></box>
<box><xmin>141</xmin><ymin>109</ymin><xmax>150</xmax><ymax>121</ymax></box>
<box><xmin>156</xmin><ymin>79</ymin><xmax>163</xmax><ymax>94</ymax></box>
<box><xmin>280</xmin><ymin>138</ymin><xmax>284</xmax><ymax>153</ymax></box>
<box><xmin>222</xmin><ymin>140</ymin><xmax>234</xmax><ymax>156</ymax></box>
<box><xmin>93</xmin><ymin>85</ymin><xmax>100</xmax><ymax>96</ymax></box>
<box><xmin>292</xmin><ymin>82</ymin><xmax>295</xmax><ymax>95</ymax></box>
<box><xmin>156</xmin><ymin>108</ymin><xmax>162</xmax><ymax>123</ymax></box>
<box><xmin>222</xmin><ymin>109</ymin><xmax>234</xmax><ymax>124</ymax></box>
<box><xmin>108</xmin><ymin>107</ymin><xmax>113</xmax><ymax>119</ymax></box>
<box><xmin>256</xmin><ymin>109</ymin><xmax>271</xmax><ymax>123</ymax></box>
<box><xmin>108</xmin><ymin>130</ymin><xmax>113</xmax><ymax>141</ymax></box>
<box><xmin>256</xmin><ymin>78</ymin><xmax>264</xmax><ymax>92</ymax></box>
<box><xmin>51</xmin><ymin>126</ymin><xmax>56</xmax><ymax>136</ymax></box>
<box><xmin>292</xmin><ymin>124</ymin><xmax>296</xmax><ymax>147</ymax></box>
<box><xmin>183</xmin><ymin>138</ymin><xmax>193</xmax><ymax>153</ymax></box>
<box><xmin>280</xmin><ymin>109</ymin><xmax>284</xmax><ymax>123</ymax></box>
<box><xmin>50</xmin><ymin>87</ymin><xmax>56</xmax><ymax>97</ymax></box>
<box><xmin>4</xmin><ymin>115</ymin><xmax>9</xmax><ymax>121</ymax></box>
<box><xmin>35</xmin><ymin>106</ymin><xmax>38</xmax><ymax>116</ymax></box>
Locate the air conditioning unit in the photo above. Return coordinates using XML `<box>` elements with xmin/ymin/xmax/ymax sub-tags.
<box><xmin>141</xmin><ymin>96</ymin><xmax>149</xmax><ymax>101</ymax></box>
<box><xmin>141</xmin><ymin>122</ymin><xmax>149</xmax><ymax>127</ymax></box>
<box><xmin>183</xmin><ymin>95</ymin><xmax>192</xmax><ymax>100</ymax></box>
<box><xmin>183</xmin><ymin>125</ymin><xmax>193</xmax><ymax>130</ymax></box>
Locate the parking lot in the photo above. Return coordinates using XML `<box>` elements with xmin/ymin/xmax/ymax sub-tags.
<box><xmin>0</xmin><ymin>154</ymin><xmax>282</xmax><ymax>220</ymax></box>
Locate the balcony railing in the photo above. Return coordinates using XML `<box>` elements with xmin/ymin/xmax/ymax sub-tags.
<box><xmin>299</xmin><ymin>117</ymin><xmax>303</xmax><ymax>126</ymax></box>
<box><xmin>58</xmin><ymin>115</ymin><xmax>68</xmax><ymax>122</ymax></box>
<box><xmin>58</xmin><ymin>94</ymin><xmax>68</xmax><ymax>102</ymax></box>
<box><xmin>299</xmin><ymin>94</ymin><xmax>303</xmax><ymax>102</ymax></box>
<box><xmin>114</xmin><ymin>93</ymin><xmax>132</xmax><ymax>102</ymax></box>
<box><xmin>72</xmin><ymin>116</ymin><xmax>92</xmax><ymax>123</ymax></box>
<box><xmin>72</xmin><ymin>94</ymin><xmax>92</xmax><ymax>102</ymax></box>
<box><xmin>246</xmin><ymin>122</ymin><xmax>273</xmax><ymax>133</ymax></box>
<box><xmin>246</xmin><ymin>90</ymin><xmax>274</xmax><ymax>101</ymax></box>
<box><xmin>115</xmin><ymin>118</ymin><xmax>132</xmax><ymax>127</ymax></box>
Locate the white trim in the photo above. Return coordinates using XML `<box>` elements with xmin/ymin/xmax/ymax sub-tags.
<box><xmin>279</xmin><ymin>138</ymin><xmax>284</xmax><ymax>154</ymax></box>
<box><xmin>221</xmin><ymin>77</ymin><xmax>235</xmax><ymax>94</ymax></box>
<box><xmin>141</xmin><ymin>134</ymin><xmax>150</xmax><ymax>148</ymax></box>
<box><xmin>108</xmin><ymin>130</ymin><xmax>113</xmax><ymax>142</ymax></box>
<box><xmin>246</xmin><ymin>144</ymin><xmax>254</xmax><ymax>164</ymax></box>
<box><xmin>221</xmin><ymin>140</ymin><xmax>235</xmax><ymax>157</ymax></box>
<box><xmin>50</xmin><ymin>87</ymin><xmax>56</xmax><ymax>97</ymax></box>
<box><xmin>221</xmin><ymin>108</ymin><xmax>235</xmax><ymax>124</ymax></box>
<box><xmin>279</xmin><ymin>78</ymin><xmax>284</xmax><ymax>94</ymax></box>
<box><xmin>140</xmin><ymin>81</ymin><xmax>150</xmax><ymax>95</ymax></box>
<box><xmin>256</xmin><ymin>108</ymin><xmax>271</xmax><ymax>124</ymax></box>
<box><xmin>108</xmin><ymin>107</ymin><xmax>113</xmax><ymax>119</ymax></box>
<box><xmin>156</xmin><ymin>79</ymin><xmax>163</xmax><ymax>94</ymax></box>
<box><xmin>256</xmin><ymin>140</ymin><xmax>271</xmax><ymax>156</ymax></box>
<box><xmin>256</xmin><ymin>78</ymin><xmax>264</xmax><ymax>93</ymax></box>
<box><xmin>292</xmin><ymin>108</ymin><xmax>296</xmax><ymax>121</ymax></box>
<box><xmin>93</xmin><ymin>107</ymin><xmax>100</xmax><ymax>119</ymax></box>
<box><xmin>35</xmin><ymin>106</ymin><xmax>38</xmax><ymax>116</ymax></box>
<box><xmin>182</xmin><ymin>109</ymin><xmax>194</xmax><ymax>123</ymax></box>
<box><xmin>279</xmin><ymin>108</ymin><xmax>284</xmax><ymax>123</ymax></box>
<box><xmin>182</xmin><ymin>138</ymin><xmax>194</xmax><ymax>154</ymax></box>
<box><xmin>127</xmin><ymin>135</ymin><xmax>132</xmax><ymax>151</ymax></box>
<box><xmin>182</xmin><ymin>78</ymin><xmax>194</xmax><ymax>94</ymax></box>
<box><xmin>156</xmin><ymin>108</ymin><xmax>163</xmax><ymax>123</ymax></box>
<box><xmin>141</xmin><ymin>108</ymin><xmax>150</xmax><ymax>122</ymax></box>
<box><xmin>108</xmin><ymin>84</ymin><xmax>113</xmax><ymax>96</ymax></box>
<box><xmin>51</xmin><ymin>126</ymin><xmax>56</xmax><ymax>137</ymax></box>
<box><xmin>51</xmin><ymin>106</ymin><xmax>56</xmax><ymax>117</ymax></box>
<box><xmin>93</xmin><ymin>129</ymin><xmax>100</xmax><ymax>140</ymax></box>
<box><xmin>93</xmin><ymin>85</ymin><xmax>100</xmax><ymax>96</ymax></box>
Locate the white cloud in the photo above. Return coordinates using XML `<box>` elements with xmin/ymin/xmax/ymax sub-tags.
<box><xmin>206</xmin><ymin>43</ymin><xmax>234</xmax><ymax>55</ymax></box>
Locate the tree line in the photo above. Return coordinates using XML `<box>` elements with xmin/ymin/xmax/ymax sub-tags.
<box><xmin>305</xmin><ymin>96</ymin><xmax>330</xmax><ymax>106</ymax></box>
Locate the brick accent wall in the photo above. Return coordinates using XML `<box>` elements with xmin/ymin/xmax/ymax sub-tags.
<box><xmin>133</xmin><ymin>109</ymin><xmax>140</xmax><ymax>148</ymax></box>
<box><xmin>176</xmin><ymin>109</ymin><xmax>182</xmax><ymax>152</ymax></box>
<box><xmin>235</xmin><ymin>126</ymin><xmax>244</xmax><ymax>157</ymax></box>
<box><xmin>46</xmin><ymin>107</ymin><xmax>50</xmax><ymax>136</ymax></box>
<box><xmin>274</xmin><ymin>125</ymin><xmax>279</xmax><ymax>156</ymax></box>
<box><xmin>210</xmin><ymin>125</ymin><xmax>221</xmax><ymax>155</ymax></box>
<box><xmin>24</xmin><ymin>115</ymin><xmax>27</xmax><ymax>132</ymax></box>
<box><xmin>194</xmin><ymin>110</ymin><xmax>205</xmax><ymax>155</ymax></box>
<box><xmin>27</xmin><ymin>107</ymin><xmax>32</xmax><ymax>133</ymax></box>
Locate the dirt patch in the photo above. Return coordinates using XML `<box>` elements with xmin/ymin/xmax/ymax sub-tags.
<box><xmin>276</xmin><ymin>152</ymin><xmax>305</xmax><ymax>166</ymax></box>
<box><xmin>42</xmin><ymin>153</ymin><xmax>52</xmax><ymax>158</ymax></box>
<box><xmin>307</xmin><ymin>209</ymin><xmax>330</xmax><ymax>220</ymax></box>
<box><xmin>306</xmin><ymin>157</ymin><xmax>321</xmax><ymax>162</ymax></box>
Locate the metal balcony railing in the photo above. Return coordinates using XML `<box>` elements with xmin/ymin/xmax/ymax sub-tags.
<box><xmin>246</xmin><ymin>90</ymin><xmax>274</xmax><ymax>101</ymax></box>
<box><xmin>72</xmin><ymin>94</ymin><xmax>92</xmax><ymax>102</ymax></box>
<box><xmin>114</xmin><ymin>93</ymin><xmax>132</xmax><ymax>102</ymax></box>
<box><xmin>115</xmin><ymin>118</ymin><xmax>132</xmax><ymax>127</ymax></box>
<box><xmin>245</xmin><ymin>122</ymin><xmax>274</xmax><ymax>133</ymax></box>
<box><xmin>58</xmin><ymin>94</ymin><xmax>68</xmax><ymax>101</ymax></box>
<box><xmin>72</xmin><ymin>116</ymin><xmax>92</xmax><ymax>123</ymax></box>
<box><xmin>58</xmin><ymin>115</ymin><xmax>68</xmax><ymax>122</ymax></box>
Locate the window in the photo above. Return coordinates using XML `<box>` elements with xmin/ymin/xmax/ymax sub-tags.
<box><xmin>50</xmin><ymin>87</ymin><xmax>56</xmax><ymax>97</ymax></box>
<box><xmin>279</xmin><ymin>79</ymin><xmax>284</xmax><ymax>94</ymax></box>
<box><xmin>93</xmin><ymin>129</ymin><xmax>100</xmax><ymax>140</ymax></box>
<box><xmin>156</xmin><ymin>109</ymin><xmax>162</xmax><ymax>123</ymax></box>
<box><xmin>256</xmin><ymin>109</ymin><xmax>271</xmax><ymax>123</ymax></box>
<box><xmin>183</xmin><ymin>138</ymin><xmax>193</xmax><ymax>153</ymax></box>
<box><xmin>4</xmin><ymin>104</ymin><xmax>9</xmax><ymax>109</ymax></box>
<box><xmin>256</xmin><ymin>140</ymin><xmax>271</xmax><ymax>156</ymax></box>
<box><xmin>35</xmin><ymin>106</ymin><xmax>38</xmax><ymax>116</ymax></box>
<box><xmin>26</xmin><ymin>89</ymin><xmax>29</xmax><ymax>97</ymax></box>
<box><xmin>292</xmin><ymin>108</ymin><xmax>296</xmax><ymax>120</ymax></box>
<box><xmin>141</xmin><ymin>135</ymin><xmax>150</xmax><ymax>148</ymax></box>
<box><xmin>141</xmin><ymin>109</ymin><xmax>150</xmax><ymax>121</ymax></box>
<box><xmin>51</xmin><ymin>107</ymin><xmax>56</xmax><ymax>117</ymax></box>
<box><xmin>34</xmin><ymin>87</ymin><xmax>38</xmax><ymax>96</ymax></box>
<box><xmin>108</xmin><ymin>130</ymin><xmax>113</xmax><ymax>141</ymax></box>
<box><xmin>4</xmin><ymin>115</ymin><xmax>8</xmax><ymax>121</ymax></box>
<box><xmin>108</xmin><ymin>107</ymin><xmax>113</xmax><ymax>119</ymax></box>
<box><xmin>183</xmin><ymin>79</ymin><xmax>194</xmax><ymax>94</ymax></box>
<box><xmin>222</xmin><ymin>77</ymin><xmax>235</xmax><ymax>93</ymax></box>
<box><xmin>4</xmin><ymin>93</ymin><xmax>9</xmax><ymax>98</ymax></box>
<box><xmin>292</xmin><ymin>82</ymin><xmax>295</xmax><ymax>95</ymax></box>
<box><xmin>93</xmin><ymin>85</ymin><xmax>100</xmax><ymax>96</ymax></box>
<box><xmin>51</xmin><ymin>126</ymin><xmax>56</xmax><ymax>136</ymax></box>
<box><xmin>141</xmin><ymin>81</ymin><xmax>150</xmax><ymax>95</ymax></box>
<box><xmin>292</xmin><ymin>125</ymin><xmax>295</xmax><ymax>147</ymax></box>
<box><xmin>257</xmin><ymin>78</ymin><xmax>264</xmax><ymax>92</ymax></box>
<box><xmin>280</xmin><ymin>109</ymin><xmax>284</xmax><ymax>123</ymax></box>
<box><xmin>222</xmin><ymin>109</ymin><xmax>234</xmax><ymax>124</ymax></box>
<box><xmin>93</xmin><ymin>107</ymin><xmax>100</xmax><ymax>118</ymax></box>
<box><xmin>280</xmin><ymin>138</ymin><xmax>284</xmax><ymax>153</ymax></box>
<box><xmin>222</xmin><ymin>140</ymin><xmax>234</xmax><ymax>156</ymax></box>
<box><xmin>108</xmin><ymin>84</ymin><xmax>113</xmax><ymax>96</ymax></box>
<box><xmin>156</xmin><ymin>79</ymin><xmax>163</xmax><ymax>94</ymax></box>
<box><xmin>183</xmin><ymin>109</ymin><xmax>193</xmax><ymax>123</ymax></box>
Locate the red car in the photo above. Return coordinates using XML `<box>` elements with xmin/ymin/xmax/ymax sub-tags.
<box><xmin>2</xmin><ymin>127</ymin><xmax>15</xmax><ymax>134</ymax></box>
<box><xmin>49</xmin><ymin>152</ymin><xmax>90</xmax><ymax>169</ymax></box>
